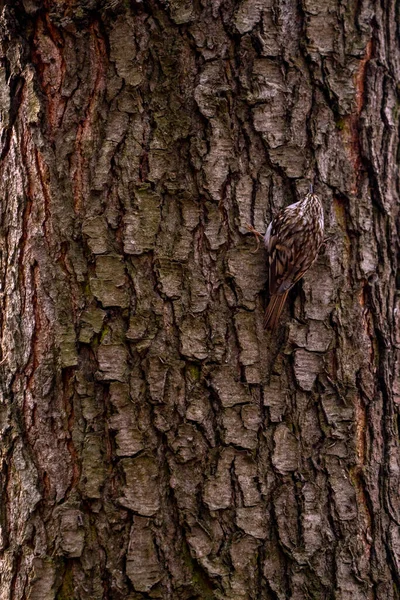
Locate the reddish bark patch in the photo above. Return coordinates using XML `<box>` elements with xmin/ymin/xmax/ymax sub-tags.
<box><xmin>18</xmin><ymin>123</ymin><xmax>34</xmax><ymax>303</ymax></box>
<box><xmin>359</xmin><ymin>281</ymin><xmax>375</xmax><ymax>365</ymax></box>
<box><xmin>351</xmin><ymin>281</ymin><xmax>374</xmax><ymax>559</ymax></box>
<box><xmin>340</xmin><ymin>39</ymin><xmax>373</xmax><ymax>193</ymax></box>
<box><xmin>73</xmin><ymin>22</ymin><xmax>107</xmax><ymax>214</ymax></box>
<box><xmin>35</xmin><ymin>149</ymin><xmax>52</xmax><ymax>245</ymax></box>
<box><xmin>32</xmin><ymin>15</ymin><xmax>67</xmax><ymax>136</ymax></box>
<box><xmin>355</xmin><ymin>40</ymin><xmax>373</xmax><ymax>116</ymax></box>
<box><xmin>355</xmin><ymin>394</ymin><xmax>367</xmax><ymax>469</ymax></box>
<box><xmin>350</xmin><ymin>463</ymin><xmax>372</xmax><ymax>559</ymax></box>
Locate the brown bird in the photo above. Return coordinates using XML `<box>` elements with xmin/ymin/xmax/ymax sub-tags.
<box><xmin>248</xmin><ymin>187</ymin><xmax>324</xmax><ymax>330</ymax></box>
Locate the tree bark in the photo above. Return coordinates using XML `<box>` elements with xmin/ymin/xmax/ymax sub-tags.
<box><xmin>0</xmin><ymin>0</ymin><xmax>398</xmax><ymax>598</ymax></box>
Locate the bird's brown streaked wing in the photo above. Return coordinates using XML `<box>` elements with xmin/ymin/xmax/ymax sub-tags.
<box><xmin>268</xmin><ymin>242</ymin><xmax>293</xmax><ymax>295</ymax></box>
<box><xmin>263</xmin><ymin>191</ymin><xmax>324</xmax><ymax>329</ymax></box>
<box><xmin>281</xmin><ymin>232</ymin><xmax>322</xmax><ymax>290</ymax></box>
<box><xmin>275</xmin><ymin>251</ymin><xmax>310</xmax><ymax>293</ymax></box>
<box><xmin>271</xmin><ymin>227</ymin><xmax>317</xmax><ymax>294</ymax></box>
<box><xmin>267</xmin><ymin>208</ymin><xmax>300</xmax><ymax>295</ymax></box>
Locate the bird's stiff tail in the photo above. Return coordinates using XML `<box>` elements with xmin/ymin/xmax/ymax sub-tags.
<box><xmin>264</xmin><ymin>292</ymin><xmax>289</xmax><ymax>330</ymax></box>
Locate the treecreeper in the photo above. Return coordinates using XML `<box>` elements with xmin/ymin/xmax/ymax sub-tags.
<box><xmin>248</xmin><ymin>186</ymin><xmax>325</xmax><ymax>329</ymax></box>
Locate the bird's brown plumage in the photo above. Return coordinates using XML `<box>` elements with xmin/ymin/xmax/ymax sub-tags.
<box><xmin>263</xmin><ymin>191</ymin><xmax>324</xmax><ymax>330</ymax></box>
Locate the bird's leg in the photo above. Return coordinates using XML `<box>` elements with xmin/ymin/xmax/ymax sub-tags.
<box><xmin>245</xmin><ymin>223</ymin><xmax>264</xmax><ymax>253</ymax></box>
<box><xmin>319</xmin><ymin>232</ymin><xmax>335</xmax><ymax>253</ymax></box>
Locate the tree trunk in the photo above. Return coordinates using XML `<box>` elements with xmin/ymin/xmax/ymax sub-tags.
<box><xmin>0</xmin><ymin>0</ymin><xmax>398</xmax><ymax>598</ymax></box>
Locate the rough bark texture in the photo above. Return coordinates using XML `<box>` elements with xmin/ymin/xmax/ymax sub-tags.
<box><xmin>0</xmin><ymin>0</ymin><xmax>398</xmax><ymax>598</ymax></box>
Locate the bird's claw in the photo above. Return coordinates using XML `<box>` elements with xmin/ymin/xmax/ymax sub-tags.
<box><xmin>245</xmin><ymin>223</ymin><xmax>264</xmax><ymax>253</ymax></box>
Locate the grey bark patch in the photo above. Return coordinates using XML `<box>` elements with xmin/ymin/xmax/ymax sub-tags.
<box><xmin>169</xmin><ymin>423</ymin><xmax>208</xmax><ymax>463</ymax></box>
<box><xmin>94</xmin><ymin>255</ymin><xmax>126</xmax><ymax>285</ymax></box>
<box><xmin>58</xmin><ymin>509</ymin><xmax>85</xmax><ymax>557</ymax></box>
<box><xmin>27</xmin><ymin>558</ymin><xmax>56</xmax><ymax>600</ymax></box>
<box><xmin>210</xmin><ymin>367</ymin><xmax>252</xmax><ymax>407</ymax></box>
<box><xmin>233</xmin><ymin>0</ymin><xmax>265</xmax><ymax>34</ymax></box>
<box><xmin>82</xmin><ymin>216</ymin><xmax>109</xmax><ymax>254</ymax></box>
<box><xmin>109</xmin><ymin>382</ymin><xmax>144</xmax><ymax>457</ymax></box>
<box><xmin>126</xmin><ymin>517</ymin><xmax>163</xmax><ymax>592</ymax></box>
<box><xmin>80</xmin><ymin>433</ymin><xmax>105</xmax><ymax>499</ymax></box>
<box><xmin>258</xmin><ymin>10</ymin><xmax>280</xmax><ymax>56</ymax></box>
<box><xmin>305</xmin><ymin>320</ymin><xmax>333</xmax><ymax>352</ymax></box>
<box><xmin>169</xmin><ymin>461</ymin><xmax>206</xmax><ymax>513</ymax></box>
<box><xmin>251</xmin><ymin>59</ymin><xmax>285</xmax><ymax>103</ymax></box>
<box><xmin>180</xmin><ymin>198</ymin><xmax>200</xmax><ymax>230</ymax></box>
<box><xmin>230</xmin><ymin>534</ymin><xmax>259</xmax><ymax>570</ymax></box>
<box><xmin>222</xmin><ymin>406</ymin><xmax>258</xmax><ymax>450</ymax></box>
<box><xmin>25</xmin><ymin>65</ymin><xmax>41</xmax><ymax>125</ymax></box>
<box><xmin>326</xmin><ymin>462</ymin><xmax>357</xmax><ymax>521</ymax></box>
<box><xmin>263</xmin><ymin>375</ymin><xmax>287</xmax><ymax>422</ymax></box>
<box><xmin>109</xmin><ymin>16</ymin><xmax>143</xmax><ymax>87</ymax></box>
<box><xmin>194</xmin><ymin>62</ymin><xmax>229</xmax><ymax>119</ymax></box>
<box><xmin>79</xmin><ymin>306</ymin><xmax>106</xmax><ymax>343</ymax></box>
<box><xmin>252</xmin><ymin>103</ymin><xmax>287</xmax><ymax>148</ymax></box>
<box><xmin>186</xmin><ymin>525</ymin><xmax>213</xmax><ymax>559</ymax></box>
<box><xmin>203</xmin><ymin>448</ymin><xmax>234</xmax><ymax>511</ymax></box>
<box><xmin>389</xmin><ymin>524</ymin><xmax>400</xmax><ymax>578</ymax></box>
<box><xmin>203</xmin><ymin>121</ymin><xmax>234</xmax><ymax>202</ymax></box>
<box><xmin>11</xmin><ymin>442</ymin><xmax>41</xmax><ymax>541</ymax></box>
<box><xmin>93</xmin><ymin>112</ymin><xmax>130</xmax><ymax>190</ymax></box>
<box><xmin>302</xmin><ymin>267</ymin><xmax>335</xmax><ymax>320</ymax></box>
<box><xmin>91</xmin><ymin>255</ymin><xmax>129</xmax><ymax>308</ymax></box>
<box><xmin>293</xmin><ymin>348</ymin><xmax>322</xmax><ymax>391</ymax></box>
<box><xmin>186</xmin><ymin>390</ymin><xmax>212</xmax><ymax>425</ymax></box>
<box><xmin>97</xmin><ymin>344</ymin><xmax>128</xmax><ymax>382</ymax></box>
<box><xmin>274</xmin><ymin>483</ymin><xmax>300</xmax><ymax>553</ymax></box>
<box><xmin>234</xmin><ymin>311</ymin><xmax>260</xmax><ymax>368</ymax></box>
<box><xmin>0</xmin><ymin>67</ymin><xmax>10</xmax><ymax>128</ymax></box>
<box><xmin>321</xmin><ymin>394</ymin><xmax>353</xmax><ymax>424</ymax></box>
<box><xmin>118</xmin><ymin>455</ymin><xmax>160</xmax><ymax>516</ymax></box>
<box><xmin>288</xmin><ymin>320</ymin><xmax>333</xmax><ymax>352</ymax></box>
<box><xmin>227</xmin><ymin>249</ymin><xmax>268</xmax><ymax>309</ymax></box>
<box><xmin>204</xmin><ymin>203</ymin><xmax>227</xmax><ymax>250</ymax></box>
<box><xmin>123</xmin><ymin>188</ymin><xmax>161</xmax><ymax>254</ymax></box>
<box><xmin>268</xmin><ymin>145</ymin><xmax>307</xmax><ymax>178</ymax></box>
<box><xmin>155</xmin><ymin>258</ymin><xmax>183</xmax><ymax>298</ymax></box>
<box><xmin>188</xmin><ymin>265</ymin><xmax>209</xmax><ymax>313</ymax></box>
<box><xmin>263</xmin><ymin>540</ymin><xmax>286</xmax><ymax>597</ymax></box>
<box><xmin>234</xmin><ymin>454</ymin><xmax>261</xmax><ymax>506</ymax></box>
<box><xmin>58</xmin><ymin>327</ymin><xmax>78</xmax><ymax>367</ymax></box>
<box><xmin>272</xmin><ymin>424</ymin><xmax>299</xmax><ymax>473</ymax></box>
<box><xmin>126</xmin><ymin>313</ymin><xmax>149</xmax><ymax>341</ymax></box>
<box><xmin>146</xmin><ymin>356</ymin><xmax>169</xmax><ymax>404</ymax></box>
<box><xmin>235</xmin><ymin>174</ymin><xmax>253</xmax><ymax>231</ymax></box>
<box><xmin>236</xmin><ymin>506</ymin><xmax>267</xmax><ymax>539</ymax></box>
<box><xmin>169</xmin><ymin>0</ymin><xmax>195</xmax><ymax>24</ymax></box>
<box><xmin>179</xmin><ymin>314</ymin><xmax>208</xmax><ymax>360</ymax></box>
<box><xmin>301</xmin><ymin>479</ymin><xmax>332</xmax><ymax>556</ymax></box>
<box><xmin>306</xmin><ymin>14</ymin><xmax>335</xmax><ymax>55</ymax></box>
